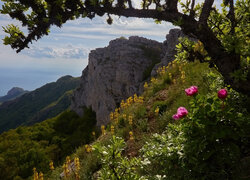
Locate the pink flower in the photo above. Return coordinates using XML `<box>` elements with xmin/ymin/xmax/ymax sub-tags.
<box><xmin>218</xmin><ymin>89</ymin><xmax>228</xmax><ymax>100</ymax></box>
<box><xmin>185</xmin><ymin>86</ymin><xmax>198</xmax><ymax>96</ymax></box>
<box><xmin>172</xmin><ymin>107</ymin><xmax>188</xmax><ymax>120</ymax></box>
<box><xmin>177</xmin><ymin>107</ymin><xmax>188</xmax><ymax>117</ymax></box>
<box><xmin>172</xmin><ymin>114</ymin><xmax>180</xmax><ymax>120</ymax></box>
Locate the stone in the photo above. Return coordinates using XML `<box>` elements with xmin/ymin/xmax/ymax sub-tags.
<box><xmin>151</xmin><ymin>28</ymin><xmax>195</xmax><ymax>76</ymax></box>
<box><xmin>71</xmin><ymin>36</ymin><xmax>163</xmax><ymax>126</ymax></box>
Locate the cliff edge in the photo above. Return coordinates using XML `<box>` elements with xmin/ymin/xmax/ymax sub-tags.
<box><xmin>71</xmin><ymin>29</ymin><xmax>187</xmax><ymax>126</ymax></box>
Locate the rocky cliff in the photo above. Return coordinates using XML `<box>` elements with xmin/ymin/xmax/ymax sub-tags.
<box><xmin>71</xmin><ymin>29</ymin><xmax>187</xmax><ymax>126</ymax></box>
<box><xmin>151</xmin><ymin>29</ymin><xmax>193</xmax><ymax>75</ymax></box>
<box><xmin>71</xmin><ymin>36</ymin><xmax>163</xmax><ymax>125</ymax></box>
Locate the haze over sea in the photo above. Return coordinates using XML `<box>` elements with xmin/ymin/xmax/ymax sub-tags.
<box><xmin>0</xmin><ymin>67</ymin><xmax>81</xmax><ymax>96</ymax></box>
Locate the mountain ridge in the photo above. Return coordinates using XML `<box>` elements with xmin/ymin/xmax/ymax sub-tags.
<box><xmin>0</xmin><ymin>87</ymin><xmax>29</xmax><ymax>103</ymax></box>
<box><xmin>0</xmin><ymin>75</ymin><xmax>80</xmax><ymax>133</ymax></box>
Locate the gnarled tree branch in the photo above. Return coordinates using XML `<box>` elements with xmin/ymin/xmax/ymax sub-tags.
<box><xmin>190</xmin><ymin>0</ymin><xmax>196</xmax><ymax>18</ymax></box>
<box><xmin>199</xmin><ymin>0</ymin><xmax>214</xmax><ymax>24</ymax></box>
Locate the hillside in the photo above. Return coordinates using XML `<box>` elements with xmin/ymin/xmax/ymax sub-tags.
<box><xmin>48</xmin><ymin>60</ymin><xmax>250</xmax><ymax>180</ymax></box>
<box><xmin>0</xmin><ymin>108</ymin><xmax>96</xmax><ymax>180</ymax></box>
<box><xmin>0</xmin><ymin>75</ymin><xmax>80</xmax><ymax>133</ymax></box>
<box><xmin>0</xmin><ymin>87</ymin><xmax>28</xmax><ymax>103</ymax></box>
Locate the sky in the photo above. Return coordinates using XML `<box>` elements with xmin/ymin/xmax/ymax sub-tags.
<box><xmin>0</xmin><ymin>0</ymin><xmax>221</xmax><ymax>96</ymax></box>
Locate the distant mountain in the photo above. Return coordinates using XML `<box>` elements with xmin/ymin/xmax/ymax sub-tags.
<box><xmin>0</xmin><ymin>87</ymin><xmax>29</xmax><ymax>103</ymax></box>
<box><xmin>0</xmin><ymin>75</ymin><xmax>80</xmax><ymax>133</ymax></box>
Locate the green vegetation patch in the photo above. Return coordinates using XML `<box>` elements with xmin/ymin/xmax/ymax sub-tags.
<box><xmin>0</xmin><ymin>107</ymin><xmax>96</xmax><ymax>180</ymax></box>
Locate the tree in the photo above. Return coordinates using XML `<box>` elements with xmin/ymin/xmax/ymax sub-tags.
<box><xmin>1</xmin><ymin>0</ymin><xmax>249</xmax><ymax>95</ymax></box>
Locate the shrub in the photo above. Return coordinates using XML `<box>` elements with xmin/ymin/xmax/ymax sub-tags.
<box><xmin>140</xmin><ymin>87</ymin><xmax>250</xmax><ymax>179</ymax></box>
<box><xmin>93</xmin><ymin>136</ymin><xmax>143</xmax><ymax>180</ymax></box>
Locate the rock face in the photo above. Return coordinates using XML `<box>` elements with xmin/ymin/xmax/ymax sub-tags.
<box><xmin>71</xmin><ymin>36</ymin><xmax>163</xmax><ymax>126</ymax></box>
<box><xmin>71</xmin><ymin>29</ymin><xmax>191</xmax><ymax>126</ymax></box>
<box><xmin>162</xmin><ymin>29</ymin><xmax>187</xmax><ymax>64</ymax></box>
<box><xmin>151</xmin><ymin>28</ymin><xmax>192</xmax><ymax>76</ymax></box>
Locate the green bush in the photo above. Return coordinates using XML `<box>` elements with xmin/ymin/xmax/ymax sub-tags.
<box><xmin>140</xmin><ymin>88</ymin><xmax>250</xmax><ymax>179</ymax></box>
<box><xmin>94</xmin><ymin>136</ymin><xmax>143</xmax><ymax>180</ymax></box>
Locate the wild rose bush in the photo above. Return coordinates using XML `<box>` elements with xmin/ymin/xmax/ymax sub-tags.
<box><xmin>185</xmin><ymin>86</ymin><xmax>198</xmax><ymax>96</ymax></box>
<box><xmin>218</xmin><ymin>88</ymin><xmax>228</xmax><ymax>100</ymax></box>
<box><xmin>140</xmin><ymin>87</ymin><xmax>250</xmax><ymax>179</ymax></box>
<box><xmin>172</xmin><ymin>107</ymin><xmax>188</xmax><ymax>120</ymax></box>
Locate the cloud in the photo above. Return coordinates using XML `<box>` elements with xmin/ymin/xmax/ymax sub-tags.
<box><xmin>54</xmin><ymin>32</ymin><xmax>115</xmax><ymax>40</ymax></box>
<box><xmin>22</xmin><ymin>44</ymin><xmax>90</xmax><ymax>59</ymax></box>
<box><xmin>61</xmin><ymin>25</ymin><xmax>169</xmax><ymax>38</ymax></box>
<box><xmin>59</xmin><ymin>16</ymin><xmax>173</xmax><ymax>42</ymax></box>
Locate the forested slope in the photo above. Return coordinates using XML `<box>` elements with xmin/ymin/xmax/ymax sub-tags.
<box><xmin>0</xmin><ymin>75</ymin><xmax>80</xmax><ymax>133</ymax></box>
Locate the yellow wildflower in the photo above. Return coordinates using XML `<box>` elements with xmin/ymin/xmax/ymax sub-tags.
<box><xmin>122</xmin><ymin>114</ymin><xmax>127</xmax><ymax>120</ymax></box>
<box><xmin>169</xmin><ymin>73</ymin><xmax>172</xmax><ymax>80</ymax></box>
<box><xmin>101</xmin><ymin>125</ymin><xmax>106</xmax><ymax>135</ymax></box>
<box><xmin>85</xmin><ymin>144</ymin><xmax>92</xmax><ymax>153</ymax></box>
<box><xmin>151</xmin><ymin>77</ymin><xmax>156</xmax><ymax>83</ymax></box>
<box><xmin>120</xmin><ymin>100</ymin><xmax>125</xmax><ymax>108</ymax></box>
<box><xmin>129</xmin><ymin>115</ymin><xmax>133</xmax><ymax>125</ymax></box>
<box><xmin>138</xmin><ymin>96</ymin><xmax>144</xmax><ymax>104</ymax></box>
<box><xmin>155</xmin><ymin>107</ymin><xmax>160</xmax><ymax>116</ymax></box>
<box><xmin>33</xmin><ymin>168</ymin><xmax>38</xmax><ymax>180</ymax></box>
<box><xmin>49</xmin><ymin>161</ymin><xmax>54</xmax><ymax>170</ymax></box>
<box><xmin>111</xmin><ymin>125</ymin><xmax>115</xmax><ymax>135</ymax></box>
<box><xmin>63</xmin><ymin>163</ymin><xmax>70</xmax><ymax>177</ymax></box>
<box><xmin>74</xmin><ymin>157</ymin><xmax>80</xmax><ymax>171</ymax></box>
<box><xmin>110</xmin><ymin>112</ymin><xmax>114</xmax><ymax>121</ymax></box>
<box><xmin>66</xmin><ymin>156</ymin><xmax>70</xmax><ymax>166</ymax></box>
<box><xmin>114</xmin><ymin>111</ymin><xmax>119</xmax><ymax>119</ymax></box>
<box><xmin>38</xmin><ymin>172</ymin><xmax>43</xmax><ymax>180</ymax></box>
<box><xmin>134</xmin><ymin>94</ymin><xmax>138</xmax><ymax>102</ymax></box>
<box><xmin>114</xmin><ymin>117</ymin><xmax>118</xmax><ymax>124</ymax></box>
<box><xmin>75</xmin><ymin>172</ymin><xmax>80</xmax><ymax>180</ymax></box>
<box><xmin>129</xmin><ymin>131</ymin><xmax>134</xmax><ymax>140</ymax></box>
